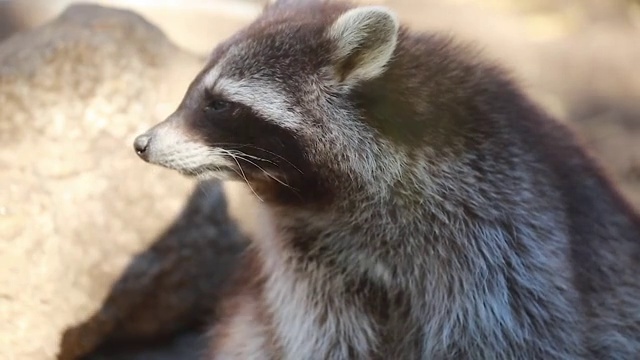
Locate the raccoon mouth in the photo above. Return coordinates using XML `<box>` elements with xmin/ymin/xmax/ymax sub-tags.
<box><xmin>178</xmin><ymin>165</ymin><xmax>233</xmax><ymax>177</ymax></box>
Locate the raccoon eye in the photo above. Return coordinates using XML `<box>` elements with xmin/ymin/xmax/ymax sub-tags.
<box><xmin>205</xmin><ymin>99</ymin><xmax>231</xmax><ymax>113</ymax></box>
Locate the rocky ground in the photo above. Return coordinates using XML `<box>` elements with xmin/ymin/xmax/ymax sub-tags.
<box><xmin>0</xmin><ymin>0</ymin><xmax>639</xmax><ymax>359</ymax></box>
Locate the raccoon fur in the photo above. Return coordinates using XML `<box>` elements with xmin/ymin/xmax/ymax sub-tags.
<box><xmin>133</xmin><ymin>1</ymin><xmax>640</xmax><ymax>358</ymax></box>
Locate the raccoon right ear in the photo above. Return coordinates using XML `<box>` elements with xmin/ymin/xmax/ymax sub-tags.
<box><xmin>327</xmin><ymin>6</ymin><xmax>399</xmax><ymax>85</ymax></box>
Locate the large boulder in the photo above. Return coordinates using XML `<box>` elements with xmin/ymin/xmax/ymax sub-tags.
<box><xmin>0</xmin><ymin>4</ymin><xmax>244</xmax><ymax>360</ymax></box>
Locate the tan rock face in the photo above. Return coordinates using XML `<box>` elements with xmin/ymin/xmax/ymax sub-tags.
<box><xmin>0</xmin><ymin>4</ymin><xmax>244</xmax><ymax>360</ymax></box>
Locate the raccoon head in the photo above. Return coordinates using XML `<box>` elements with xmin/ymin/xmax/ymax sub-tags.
<box><xmin>134</xmin><ymin>2</ymin><xmax>401</xmax><ymax>205</ymax></box>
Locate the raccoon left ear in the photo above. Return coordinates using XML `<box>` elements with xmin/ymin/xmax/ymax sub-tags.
<box><xmin>327</xmin><ymin>6</ymin><xmax>399</xmax><ymax>85</ymax></box>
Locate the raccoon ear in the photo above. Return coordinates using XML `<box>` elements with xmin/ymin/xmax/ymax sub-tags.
<box><xmin>327</xmin><ymin>6</ymin><xmax>399</xmax><ymax>85</ymax></box>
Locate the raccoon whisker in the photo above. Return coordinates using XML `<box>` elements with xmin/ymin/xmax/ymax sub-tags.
<box><xmin>224</xmin><ymin>149</ymin><xmax>285</xmax><ymax>176</ymax></box>
<box><xmin>220</xmin><ymin>148</ymin><xmax>264</xmax><ymax>202</ymax></box>
<box><xmin>224</xmin><ymin>152</ymin><xmax>264</xmax><ymax>202</ymax></box>
<box><xmin>234</xmin><ymin>153</ymin><xmax>299</xmax><ymax>191</ymax></box>
<box><xmin>213</xmin><ymin>142</ymin><xmax>304</xmax><ymax>174</ymax></box>
<box><xmin>226</xmin><ymin>149</ymin><xmax>280</xmax><ymax>167</ymax></box>
<box><xmin>227</xmin><ymin>166</ymin><xmax>257</xmax><ymax>192</ymax></box>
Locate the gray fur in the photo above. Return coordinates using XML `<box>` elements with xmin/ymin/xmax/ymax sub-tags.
<box><xmin>134</xmin><ymin>1</ymin><xmax>640</xmax><ymax>359</ymax></box>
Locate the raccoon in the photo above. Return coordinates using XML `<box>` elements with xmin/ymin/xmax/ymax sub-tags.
<box><xmin>133</xmin><ymin>1</ymin><xmax>640</xmax><ymax>358</ymax></box>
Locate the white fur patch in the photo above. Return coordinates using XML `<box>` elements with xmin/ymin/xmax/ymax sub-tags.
<box><xmin>145</xmin><ymin>119</ymin><xmax>235</xmax><ymax>178</ymax></box>
<box><xmin>215</xmin><ymin>77</ymin><xmax>304</xmax><ymax>130</ymax></box>
<box><xmin>197</xmin><ymin>42</ymin><xmax>304</xmax><ymax>131</ymax></box>
<box><xmin>248</xmin><ymin>205</ymin><xmax>378</xmax><ymax>359</ymax></box>
<box><xmin>202</xmin><ymin>65</ymin><xmax>223</xmax><ymax>91</ymax></box>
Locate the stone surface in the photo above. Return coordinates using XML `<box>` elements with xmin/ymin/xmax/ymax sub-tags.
<box><xmin>0</xmin><ymin>4</ymin><xmax>243</xmax><ymax>360</ymax></box>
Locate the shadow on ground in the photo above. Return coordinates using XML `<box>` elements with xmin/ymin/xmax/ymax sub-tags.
<box><xmin>58</xmin><ymin>181</ymin><xmax>246</xmax><ymax>360</ymax></box>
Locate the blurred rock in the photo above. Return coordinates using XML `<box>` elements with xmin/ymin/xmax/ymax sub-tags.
<box><xmin>0</xmin><ymin>4</ymin><xmax>243</xmax><ymax>360</ymax></box>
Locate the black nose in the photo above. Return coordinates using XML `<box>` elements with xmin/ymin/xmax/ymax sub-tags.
<box><xmin>133</xmin><ymin>134</ymin><xmax>151</xmax><ymax>160</ymax></box>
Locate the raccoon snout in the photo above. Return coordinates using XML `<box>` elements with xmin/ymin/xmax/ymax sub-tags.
<box><xmin>133</xmin><ymin>134</ymin><xmax>151</xmax><ymax>161</ymax></box>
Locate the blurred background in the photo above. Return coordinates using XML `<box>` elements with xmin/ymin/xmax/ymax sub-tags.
<box><xmin>1</xmin><ymin>0</ymin><xmax>639</xmax><ymax>359</ymax></box>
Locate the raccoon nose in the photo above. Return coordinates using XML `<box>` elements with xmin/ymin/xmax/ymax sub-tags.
<box><xmin>133</xmin><ymin>134</ymin><xmax>151</xmax><ymax>160</ymax></box>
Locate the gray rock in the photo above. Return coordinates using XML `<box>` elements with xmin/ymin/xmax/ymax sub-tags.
<box><xmin>0</xmin><ymin>4</ymin><xmax>243</xmax><ymax>360</ymax></box>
